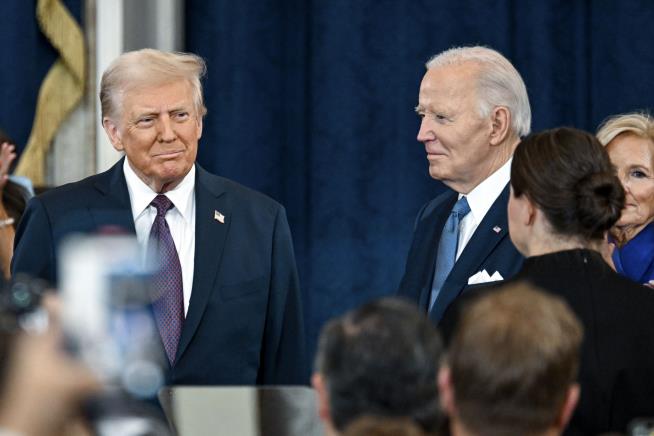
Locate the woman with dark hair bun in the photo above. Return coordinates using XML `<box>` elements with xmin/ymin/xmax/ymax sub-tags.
<box><xmin>509</xmin><ymin>127</ymin><xmax>624</xmax><ymax>247</ymax></box>
<box><xmin>441</xmin><ymin>127</ymin><xmax>654</xmax><ymax>436</ymax></box>
<box><xmin>504</xmin><ymin>127</ymin><xmax>654</xmax><ymax>435</ymax></box>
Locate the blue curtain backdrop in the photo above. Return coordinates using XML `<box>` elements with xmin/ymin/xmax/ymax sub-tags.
<box><xmin>186</xmin><ymin>0</ymin><xmax>654</xmax><ymax>362</ymax></box>
<box><xmin>0</xmin><ymin>0</ymin><xmax>83</xmax><ymax>151</ymax></box>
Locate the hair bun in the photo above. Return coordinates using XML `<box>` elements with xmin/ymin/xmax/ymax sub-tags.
<box><xmin>574</xmin><ymin>172</ymin><xmax>625</xmax><ymax>239</ymax></box>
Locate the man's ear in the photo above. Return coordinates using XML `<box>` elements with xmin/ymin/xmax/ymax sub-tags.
<box><xmin>102</xmin><ymin>117</ymin><xmax>124</xmax><ymax>152</ymax></box>
<box><xmin>438</xmin><ymin>365</ymin><xmax>456</xmax><ymax>417</ymax></box>
<box><xmin>196</xmin><ymin>115</ymin><xmax>203</xmax><ymax>140</ymax></box>
<box><xmin>489</xmin><ymin>106</ymin><xmax>512</xmax><ymax>146</ymax></box>
<box><xmin>557</xmin><ymin>384</ymin><xmax>580</xmax><ymax>431</ymax></box>
<box><xmin>311</xmin><ymin>373</ymin><xmax>331</xmax><ymax>423</ymax></box>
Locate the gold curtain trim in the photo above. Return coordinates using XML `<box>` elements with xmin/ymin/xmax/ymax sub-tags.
<box><xmin>15</xmin><ymin>0</ymin><xmax>86</xmax><ymax>186</ymax></box>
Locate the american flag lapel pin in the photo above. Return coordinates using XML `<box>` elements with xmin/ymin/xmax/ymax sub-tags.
<box><xmin>492</xmin><ymin>225</ymin><xmax>501</xmax><ymax>234</ymax></box>
<box><xmin>214</xmin><ymin>210</ymin><xmax>225</xmax><ymax>224</ymax></box>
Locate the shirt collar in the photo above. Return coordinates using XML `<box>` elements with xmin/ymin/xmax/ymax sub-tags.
<box><xmin>460</xmin><ymin>158</ymin><xmax>512</xmax><ymax>225</ymax></box>
<box><xmin>123</xmin><ymin>158</ymin><xmax>196</xmax><ymax>223</ymax></box>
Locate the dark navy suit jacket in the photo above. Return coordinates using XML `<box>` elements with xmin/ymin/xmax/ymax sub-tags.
<box><xmin>397</xmin><ymin>183</ymin><xmax>523</xmax><ymax>324</ymax></box>
<box><xmin>11</xmin><ymin>159</ymin><xmax>306</xmax><ymax>385</ymax></box>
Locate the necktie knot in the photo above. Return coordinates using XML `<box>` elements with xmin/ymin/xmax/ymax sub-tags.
<box><xmin>452</xmin><ymin>196</ymin><xmax>471</xmax><ymax>218</ymax></box>
<box><xmin>151</xmin><ymin>194</ymin><xmax>173</xmax><ymax>217</ymax></box>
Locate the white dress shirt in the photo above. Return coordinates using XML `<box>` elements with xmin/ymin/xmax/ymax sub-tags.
<box><xmin>456</xmin><ymin>158</ymin><xmax>512</xmax><ymax>260</ymax></box>
<box><xmin>123</xmin><ymin>159</ymin><xmax>196</xmax><ymax>315</ymax></box>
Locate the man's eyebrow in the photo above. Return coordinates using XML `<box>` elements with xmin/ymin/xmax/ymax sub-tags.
<box><xmin>134</xmin><ymin>109</ymin><xmax>160</xmax><ymax>118</ymax></box>
<box><xmin>414</xmin><ymin>105</ymin><xmax>424</xmax><ymax>113</ymax></box>
<box><xmin>169</xmin><ymin>105</ymin><xmax>189</xmax><ymax>113</ymax></box>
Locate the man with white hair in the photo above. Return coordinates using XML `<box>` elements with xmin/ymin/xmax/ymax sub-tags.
<box><xmin>398</xmin><ymin>46</ymin><xmax>529</xmax><ymax>323</ymax></box>
<box><xmin>12</xmin><ymin>49</ymin><xmax>306</xmax><ymax>386</ymax></box>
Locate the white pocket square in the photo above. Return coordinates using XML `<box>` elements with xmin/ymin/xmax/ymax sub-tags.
<box><xmin>467</xmin><ymin>269</ymin><xmax>504</xmax><ymax>285</ymax></box>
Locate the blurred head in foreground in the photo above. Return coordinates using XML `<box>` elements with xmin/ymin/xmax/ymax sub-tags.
<box><xmin>312</xmin><ymin>298</ymin><xmax>443</xmax><ymax>435</ymax></box>
<box><xmin>439</xmin><ymin>283</ymin><xmax>583</xmax><ymax>436</ymax></box>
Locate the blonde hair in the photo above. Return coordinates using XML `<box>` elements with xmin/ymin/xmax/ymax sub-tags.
<box><xmin>596</xmin><ymin>112</ymin><xmax>654</xmax><ymax>146</ymax></box>
<box><xmin>426</xmin><ymin>46</ymin><xmax>531</xmax><ymax>138</ymax></box>
<box><xmin>100</xmin><ymin>48</ymin><xmax>207</xmax><ymax>120</ymax></box>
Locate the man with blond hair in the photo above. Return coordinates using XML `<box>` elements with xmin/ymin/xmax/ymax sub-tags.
<box><xmin>399</xmin><ymin>46</ymin><xmax>529</xmax><ymax>323</ymax></box>
<box><xmin>12</xmin><ymin>49</ymin><xmax>306</xmax><ymax>385</ymax></box>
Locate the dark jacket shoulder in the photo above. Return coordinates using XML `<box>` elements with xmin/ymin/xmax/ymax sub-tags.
<box><xmin>413</xmin><ymin>189</ymin><xmax>457</xmax><ymax>229</ymax></box>
<box><xmin>197</xmin><ymin>167</ymin><xmax>283</xmax><ymax>216</ymax></box>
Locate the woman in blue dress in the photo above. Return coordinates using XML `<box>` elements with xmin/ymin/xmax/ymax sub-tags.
<box><xmin>597</xmin><ymin>113</ymin><xmax>654</xmax><ymax>287</ymax></box>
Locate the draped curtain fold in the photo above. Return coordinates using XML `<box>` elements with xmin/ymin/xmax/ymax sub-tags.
<box><xmin>0</xmin><ymin>0</ymin><xmax>84</xmax><ymax>185</ymax></box>
<box><xmin>15</xmin><ymin>0</ymin><xmax>86</xmax><ymax>185</ymax></box>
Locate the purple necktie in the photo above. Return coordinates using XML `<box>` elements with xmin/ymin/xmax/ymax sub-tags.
<box><xmin>148</xmin><ymin>194</ymin><xmax>184</xmax><ymax>365</ymax></box>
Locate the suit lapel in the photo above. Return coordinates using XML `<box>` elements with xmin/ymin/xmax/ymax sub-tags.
<box><xmin>89</xmin><ymin>158</ymin><xmax>136</xmax><ymax>233</ymax></box>
<box><xmin>415</xmin><ymin>192</ymin><xmax>457</xmax><ymax>311</ymax></box>
<box><xmin>429</xmin><ymin>183</ymin><xmax>511</xmax><ymax>322</ymax></box>
<box><xmin>176</xmin><ymin>165</ymin><xmax>230</xmax><ymax>361</ymax></box>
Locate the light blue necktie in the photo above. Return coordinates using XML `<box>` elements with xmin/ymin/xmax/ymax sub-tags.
<box><xmin>429</xmin><ymin>196</ymin><xmax>471</xmax><ymax>313</ymax></box>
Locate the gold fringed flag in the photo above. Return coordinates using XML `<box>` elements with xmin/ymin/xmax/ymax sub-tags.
<box><xmin>15</xmin><ymin>0</ymin><xmax>86</xmax><ymax>186</ymax></box>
